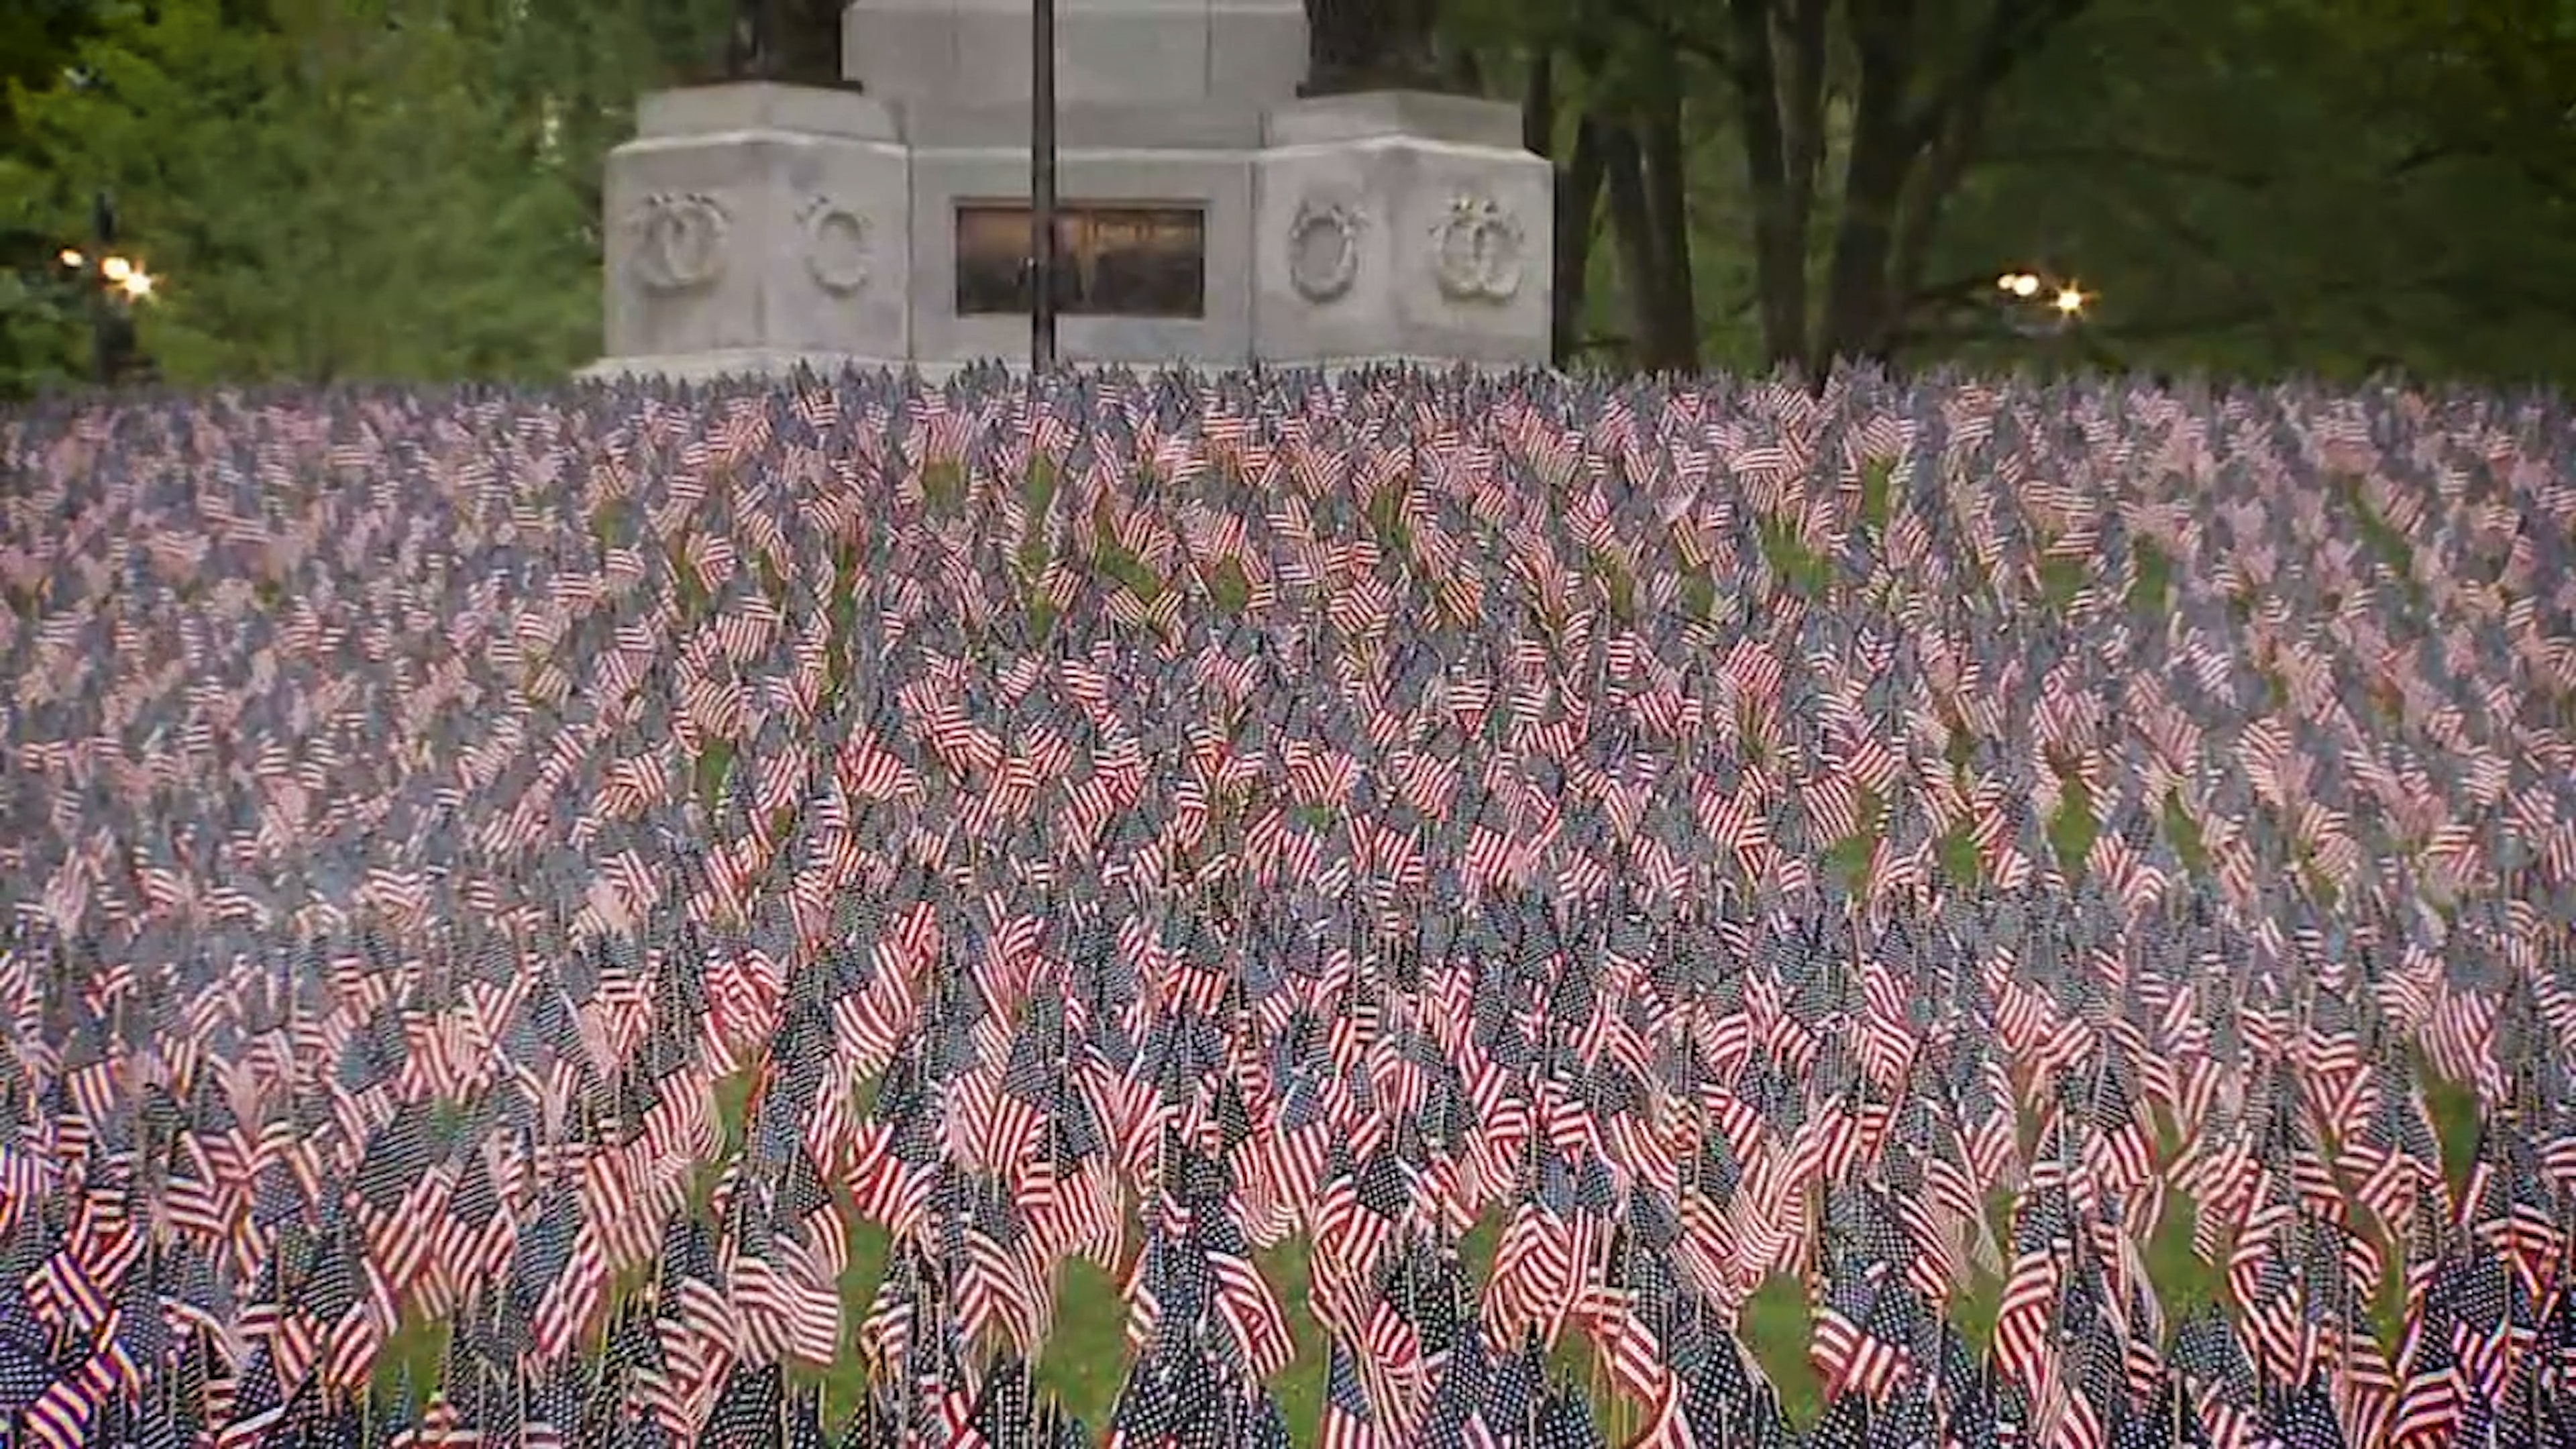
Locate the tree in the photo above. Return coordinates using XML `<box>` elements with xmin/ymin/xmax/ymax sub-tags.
<box><xmin>1920</xmin><ymin>0</ymin><xmax>2576</xmax><ymax>384</ymax></box>
<box><xmin>0</xmin><ymin>0</ymin><xmax>728</xmax><ymax>392</ymax></box>
<box><xmin>1444</xmin><ymin>0</ymin><xmax>2106</xmax><ymax>378</ymax></box>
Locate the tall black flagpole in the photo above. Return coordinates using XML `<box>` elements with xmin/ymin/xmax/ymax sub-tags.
<box><xmin>1030</xmin><ymin>0</ymin><xmax>1059</xmax><ymax>369</ymax></box>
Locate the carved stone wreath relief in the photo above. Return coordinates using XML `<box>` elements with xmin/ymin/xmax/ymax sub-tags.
<box><xmin>1287</xmin><ymin>196</ymin><xmax>1364</xmax><ymax>304</ymax></box>
<box><xmin>799</xmin><ymin>196</ymin><xmax>872</xmax><ymax>296</ymax></box>
<box><xmin>1430</xmin><ymin>193</ymin><xmax>1524</xmax><ymax>303</ymax></box>
<box><xmin>625</xmin><ymin>191</ymin><xmax>730</xmax><ymax>293</ymax></box>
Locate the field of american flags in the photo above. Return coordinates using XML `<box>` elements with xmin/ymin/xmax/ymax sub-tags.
<box><xmin>0</xmin><ymin>361</ymin><xmax>2573</xmax><ymax>1447</ymax></box>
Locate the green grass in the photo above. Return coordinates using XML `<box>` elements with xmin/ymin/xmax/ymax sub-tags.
<box><xmin>2037</xmin><ymin>555</ymin><xmax>2086</xmax><ymax>611</ymax></box>
<box><xmin>1743</xmin><ymin>1273</ymin><xmax>1823</xmax><ymax>1427</ymax></box>
<box><xmin>372</xmin><ymin>1309</ymin><xmax>451</xmax><ymax>1408</ymax></box>
<box><xmin>2336</xmin><ymin>474</ymin><xmax>2424</xmax><ymax>612</ymax></box>
<box><xmin>1093</xmin><ymin>543</ymin><xmax>1163</xmax><ymax>605</ymax></box>
<box><xmin>1208</xmin><ymin>555</ymin><xmax>1252</xmax><ymax>616</ymax></box>
<box><xmin>1948</xmin><ymin>1267</ymin><xmax>2002</xmax><ymax>1359</ymax></box>
<box><xmin>1758</xmin><ymin>518</ymin><xmax>1833</xmax><ymax>598</ymax></box>
<box><xmin>2161</xmin><ymin>794</ymin><xmax>2208</xmax><ymax>875</ymax></box>
<box><xmin>1823</xmin><ymin>788</ymin><xmax>1886</xmax><ymax>894</ymax></box>
<box><xmin>1588</xmin><ymin>547</ymin><xmax>1639</xmax><ymax>625</ymax></box>
<box><xmin>2048</xmin><ymin>769</ymin><xmax>2097</xmax><ymax>879</ymax></box>
<box><xmin>922</xmin><ymin>457</ymin><xmax>967</xmax><ymax>514</ymax></box>
<box><xmin>694</xmin><ymin>737</ymin><xmax>735</xmax><ymax>821</ymax></box>
<box><xmin>813</xmin><ymin>1220</ymin><xmax>893</xmax><ymax>1421</ymax></box>
<box><xmin>2424</xmin><ymin>1063</ymin><xmax>2481</xmax><ymax>1196</ymax></box>
<box><xmin>667</xmin><ymin>535</ymin><xmax>708</xmax><ymax>621</ymax></box>
<box><xmin>1365</xmin><ymin>484</ymin><xmax>1413</xmax><ymax>561</ymax></box>
<box><xmin>2361</xmin><ymin>1217</ymin><xmax>2408</xmax><ymax>1358</ymax></box>
<box><xmin>1858</xmin><ymin>459</ymin><xmax>1894</xmax><ymax>533</ymax></box>
<box><xmin>1680</xmin><ymin>566</ymin><xmax>1719</xmax><ymax>625</ymax></box>
<box><xmin>1938</xmin><ymin>824</ymin><xmax>1982</xmax><ymax>887</ymax></box>
<box><xmin>1037</xmin><ymin>1253</ymin><xmax>1131</xmax><ymax>1431</ymax></box>
<box><xmin>2129</xmin><ymin>539</ymin><xmax>2172</xmax><ymax>616</ymax></box>
<box><xmin>2145</xmin><ymin>1189</ymin><xmax>2225</xmax><ymax>1320</ymax></box>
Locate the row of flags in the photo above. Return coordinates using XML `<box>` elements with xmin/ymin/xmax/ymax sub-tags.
<box><xmin>0</xmin><ymin>364</ymin><xmax>2568</xmax><ymax>1446</ymax></box>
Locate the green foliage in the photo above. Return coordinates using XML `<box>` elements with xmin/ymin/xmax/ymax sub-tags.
<box><xmin>1091</xmin><ymin>509</ymin><xmax>1163</xmax><ymax>605</ymax></box>
<box><xmin>1</xmin><ymin>0</ymin><xmax>726</xmax><ymax>392</ymax></box>
<box><xmin>370</xmin><ymin>1309</ymin><xmax>450</xmax><ymax>1407</ymax></box>
<box><xmin>1946</xmin><ymin>0</ymin><xmax>2576</xmax><ymax>385</ymax></box>
<box><xmin>1823</xmin><ymin>786</ymin><xmax>1886</xmax><ymax>893</ymax></box>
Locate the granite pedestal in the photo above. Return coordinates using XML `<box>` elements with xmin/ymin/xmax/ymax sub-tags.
<box><xmin>580</xmin><ymin>1</ymin><xmax>1553</xmax><ymax>382</ymax></box>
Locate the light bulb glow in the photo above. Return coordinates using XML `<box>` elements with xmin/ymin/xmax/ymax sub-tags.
<box><xmin>100</xmin><ymin>255</ymin><xmax>133</xmax><ymax>282</ymax></box>
<box><xmin>2011</xmin><ymin>273</ymin><xmax>2041</xmax><ymax>298</ymax></box>
<box><xmin>119</xmin><ymin>270</ymin><xmax>154</xmax><ymax>299</ymax></box>
<box><xmin>57</xmin><ymin>248</ymin><xmax>83</xmax><ymax>269</ymax></box>
<box><xmin>2054</xmin><ymin>286</ymin><xmax>2086</xmax><ymax>315</ymax></box>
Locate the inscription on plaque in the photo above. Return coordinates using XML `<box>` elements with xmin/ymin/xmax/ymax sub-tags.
<box><xmin>955</xmin><ymin>203</ymin><xmax>1206</xmax><ymax>319</ymax></box>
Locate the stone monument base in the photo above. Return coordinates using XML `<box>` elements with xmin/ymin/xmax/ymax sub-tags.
<box><xmin>574</xmin><ymin>348</ymin><xmax>908</xmax><ymax>386</ymax></box>
<box><xmin>1254</xmin><ymin>91</ymin><xmax>1552</xmax><ymax>370</ymax></box>
<box><xmin>581</xmin><ymin>70</ymin><xmax>1555</xmax><ymax>378</ymax></box>
<box><xmin>596</xmin><ymin>84</ymin><xmax>911</xmax><ymax>374</ymax></box>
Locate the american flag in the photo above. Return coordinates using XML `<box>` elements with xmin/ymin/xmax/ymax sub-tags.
<box><xmin>0</xmin><ymin>365</ymin><xmax>2572</xmax><ymax>1444</ymax></box>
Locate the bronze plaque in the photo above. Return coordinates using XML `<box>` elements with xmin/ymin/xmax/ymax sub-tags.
<box><xmin>955</xmin><ymin>203</ymin><xmax>1206</xmax><ymax>319</ymax></box>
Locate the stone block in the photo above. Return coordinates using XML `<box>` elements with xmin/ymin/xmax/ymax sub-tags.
<box><xmin>1253</xmin><ymin>92</ymin><xmax>1551</xmax><ymax>370</ymax></box>
<box><xmin>845</xmin><ymin>0</ymin><xmax>1304</xmax><ymax>107</ymax></box>
<box><xmin>599</xmin><ymin>85</ymin><xmax>912</xmax><ymax>370</ymax></box>
<box><xmin>1208</xmin><ymin>0</ymin><xmax>1308</xmax><ymax>105</ymax></box>
<box><xmin>639</xmin><ymin>82</ymin><xmax>894</xmax><ymax>140</ymax></box>
<box><xmin>900</xmin><ymin>99</ymin><xmax>1263</xmax><ymax>150</ymax></box>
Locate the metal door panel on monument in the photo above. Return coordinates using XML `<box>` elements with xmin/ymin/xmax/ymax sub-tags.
<box><xmin>955</xmin><ymin>203</ymin><xmax>1205</xmax><ymax>319</ymax></box>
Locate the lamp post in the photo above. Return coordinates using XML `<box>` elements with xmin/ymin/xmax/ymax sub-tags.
<box><xmin>91</xmin><ymin>191</ymin><xmax>119</xmax><ymax>386</ymax></box>
<box><xmin>1030</xmin><ymin>0</ymin><xmax>1059</xmax><ymax>369</ymax></box>
<box><xmin>56</xmin><ymin>191</ymin><xmax>152</xmax><ymax>388</ymax></box>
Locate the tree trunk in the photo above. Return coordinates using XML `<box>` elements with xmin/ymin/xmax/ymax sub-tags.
<box><xmin>1522</xmin><ymin>47</ymin><xmax>1554</xmax><ymax>158</ymax></box>
<box><xmin>1725</xmin><ymin>0</ymin><xmax>1828</xmax><ymax>371</ymax></box>
<box><xmin>1813</xmin><ymin>0</ymin><xmax>1915</xmax><ymax>375</ymax></box>
<box><xmin>1601</xmin><ymin>121</ymin><xmax>1668</xmax><ymax>372</ymax></box>
<box><xmin>1878</xmin><ymin>105</ymin><xmax>1984</xmax><ymax>361</ymax></box>
<box><xmin>1642</xmin><ymin>87</ymin><xmax>1700</xmax><ymax>373</ymax></box>
<box><xmin>1554</xmin><ymin>117</ymin><xmax>1607</xmax><ymax>366</ymax></box>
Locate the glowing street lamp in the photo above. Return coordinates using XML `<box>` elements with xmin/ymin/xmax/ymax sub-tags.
<box><xmin>118</xmin><ymin>268</ymin><xmax>154</xmax><ymax>301</ymax></box>
<box><xmin>2054</xmin><ymin>285</ymin><xmax>2087</xmax><ymax>316</ymax></box>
